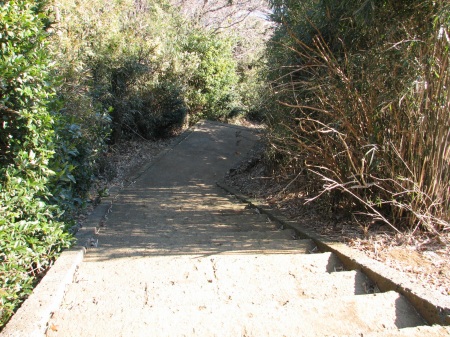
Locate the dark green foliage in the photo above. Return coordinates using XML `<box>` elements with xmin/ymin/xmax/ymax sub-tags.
<box><xmin>182</xmin><ymin>31</ymin><xmax>240</xmax><ymax>121</ymax></box>
<box><xmin>95</xmin><ymin>59</ymin><xmax>187</xmax><ymax>141</ymax></box>
<box><xmin>131</xmin><ymin>82</ymin><xmax>187</xmax><ymax>139</ymax></box>
<box><xmin>49</xmin><ymin>114</ymin><xmax>110</xmax><ymax>217</ymax></box>
<box><xmin>0</xmin><ymin>1</ymin><xmax>72</xmax><ymax>326</ymax></box>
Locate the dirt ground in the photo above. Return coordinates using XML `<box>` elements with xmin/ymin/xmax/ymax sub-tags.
<box><xmin>83</xmin><ymin>124</ymin><xmax>450</xmax><ymax>299</ymax></box>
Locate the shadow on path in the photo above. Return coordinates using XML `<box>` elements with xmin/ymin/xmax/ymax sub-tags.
<box><xmin>84</xmin><ymin>121</ymin><xmax>309</xmax><ymax>261</ymax></box>
<box><xmin>89</xmin><ymin>182</ymin><xmax>312</xmax><ymax>261</ymax></box>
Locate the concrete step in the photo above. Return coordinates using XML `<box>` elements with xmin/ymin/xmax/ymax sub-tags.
<box><xmin>108</xmin><ymin>213</ymin><xmax>280</xmax><ymax>233</ymax></box>
<box><xmin>47</xmin><ymin>290</ymin><xmax>425</xmax><ymax>337</ymax></box>
<box><xmin>295</xmin><ymin>269</ymin><xmax>370</xmax><ymax>298</ymax></box>
<box><xmin>86</xmin><ymin>239</ymin><xmax>336</xmax><ymax>263</ymax></box>
<box><xmin>217</xmin><ymin>268</ymin><xmax>370</xmax><ymax>302</ymax></box>
<box><xmin>87</xmin><ymin>233</ymin><xmax>320</xmax><ymax>257</ymax></box>
<box><xmin>163</xmin><ymin>228</ymin><xmax>298</xmax><ymax>240</ymax></box>
<box><xmin>160</xmin><ymin>238</ymin><xmax>316</xmax><ymax>255</ymax></box>
<box><xmin>76</xmin><ymin>253</ymin><xmax>353</xmax><ymax>309</ymax></box>
<box><xmin>67</xmin><ymin>252</ymin><xmax>346</xmax><ymax>309</ymax></box>
<box><xmin>216</xmin><ymin>268</ymin><xmax>370</xmax><ymax>304</ymax></box>
<box><xmin>153</xmin><ymin>219</ymin><xmax>281</xmax><ymax>233</ymax></box>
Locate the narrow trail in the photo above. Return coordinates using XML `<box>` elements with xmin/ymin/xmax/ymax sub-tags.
<box><xmin>33</xmin><ymin>122</ymin><xmax>448</xmax><ymax>336</ymax></box>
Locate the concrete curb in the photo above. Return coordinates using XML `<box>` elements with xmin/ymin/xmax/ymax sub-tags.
<box><xmin>216</xmin><ymin>181</ymin><xmax>450</xmax><ymax>326</ymax></box>
<box><xmin>0</xmin><ymin>125</ymin><xmax>196</xmax><ymax>337</ymax></box>
<box><xmin>0</xmin><ymin>249</ymin><xmax>85</xmax><ymax>337</ymax></box>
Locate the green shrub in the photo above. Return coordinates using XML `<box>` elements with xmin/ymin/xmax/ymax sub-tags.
<box><xmin>51</xmin><ymin>0</ymin><xmax>191</xmax><ymax>142</ymax></box>
<box><xmin>182</xmin><ymin>31</ymin><xmax>240</xmax><ymax>121</ymax></box>
<box><xmin>49</xmin><ymin>110</ymin><xmax>111</xmax><ymax>218</ymax></box>
<box><xmin>51</xmin><ymin>0</ymin><xmax>251</xmax><ymax>141</ymax></box>
<box><xmin>0</xmin><ymin>0</ymin><xmax>72</xmax><ymax>326</ymax></box>
<box><xmin>130</xmin><ymin>81</ymin><xmax>187</xmax><ymax>139</ymax></box>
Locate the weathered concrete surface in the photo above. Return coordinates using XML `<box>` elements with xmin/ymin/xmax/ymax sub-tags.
<box><xmin>2</xmin><ymin>121</ymin><xmax>446</xmax><ymax>336</ymax></box>
<box><xmin>217</xmin><ymin>182</ymin><xmax>450</xmax><ymax>327</ymax></box>
<box><xmin>0</xmin><ymin>249</ymin><xmax>85</xmax><ymax>337</ymax></box>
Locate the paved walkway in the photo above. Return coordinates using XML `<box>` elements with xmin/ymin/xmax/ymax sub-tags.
<box><xmin>14</xmin><ymin>121</ymin><xmax>446</xmax><ymax>336</ymax></box>
<box><xmin>49</xmin><ymin>121</ymin><xmax>305</xmax><ymax>335</ymax></box>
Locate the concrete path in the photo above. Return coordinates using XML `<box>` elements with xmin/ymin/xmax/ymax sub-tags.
<box><xmin>8</xmin><ymin>121</ymin><xmax>447</xmax><ymax>336</ymax></box>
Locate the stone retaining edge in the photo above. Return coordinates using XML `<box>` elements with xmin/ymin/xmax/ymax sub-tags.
<box><xmin>216</xmin><ymin>180</ymin><xmax>450</xmax><ymax>326</ymax></box>
<box><xmin>0</xmin><ymin>249</ymin><xmax>85</xmax><ymax>337</ymax></box>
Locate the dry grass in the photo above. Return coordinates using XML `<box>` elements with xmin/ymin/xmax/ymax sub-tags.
<box><xmin>266</xmin><ymin>0</ymin><xmax>449</xmax><ymax>233</ymax></box>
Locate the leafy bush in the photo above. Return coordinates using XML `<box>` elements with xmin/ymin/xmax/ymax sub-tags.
<box><xmin>182</xmin><ymin>31</ymin><xmax>240</xmax><ymax>121</ymax></box>
<box><xmin>0</xmin><ymin>1</ymin><xmax>72</xmax><ymax>326</ymax></box>
<box><xmin>129</xmin><ymin>81</ymin><xmax>187</xmax><ymax>139</ymax></box>
<box><xmin>51</xmin><ymin>0</ymin><xmax>253</xmax><ymax>141</ymax></box>
<box><xmin>95</xmin><ymin>58</ymin><xmax>187</xmax><ymax>141</ymax></box>
<box><xmin>49</xmin><ymin>111</ymin><xmax>111</xmax><ymax>218</ymax></box>
<box><xmin>236</xmin><ymin>58</ymin><xmax>270</xmax><ymax>123</ymax></box>
<box><xmin>265</xmin><ymin>0</ymin><xmax>450</xmax><ymax>231</ymax></box>
<box><xmin>52</xmin><ymin>0</ymin><xmax>193</xmax><ymax>142</ymax></box>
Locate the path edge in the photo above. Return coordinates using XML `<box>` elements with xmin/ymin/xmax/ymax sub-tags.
<box><xmin>0</xmin><ymin>124</ymin><xmax>196</xmax><ymax>337</ymax></box>
<box><xmin>216</xmin><ymin>180</ymin><xmax>450</xmax><ymax>327</ymax></box>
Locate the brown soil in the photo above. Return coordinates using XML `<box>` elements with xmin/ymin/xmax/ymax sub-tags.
<box><xmin>222</xmin><ymin>142</ymin><xmax>450</xmax><ymax>298</ymax></box>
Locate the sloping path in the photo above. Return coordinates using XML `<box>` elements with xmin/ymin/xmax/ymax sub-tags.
<box><xmin>10</xmin><ymin>121</ymin><xmax>449</xmax><ymax>336</ymax></box>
